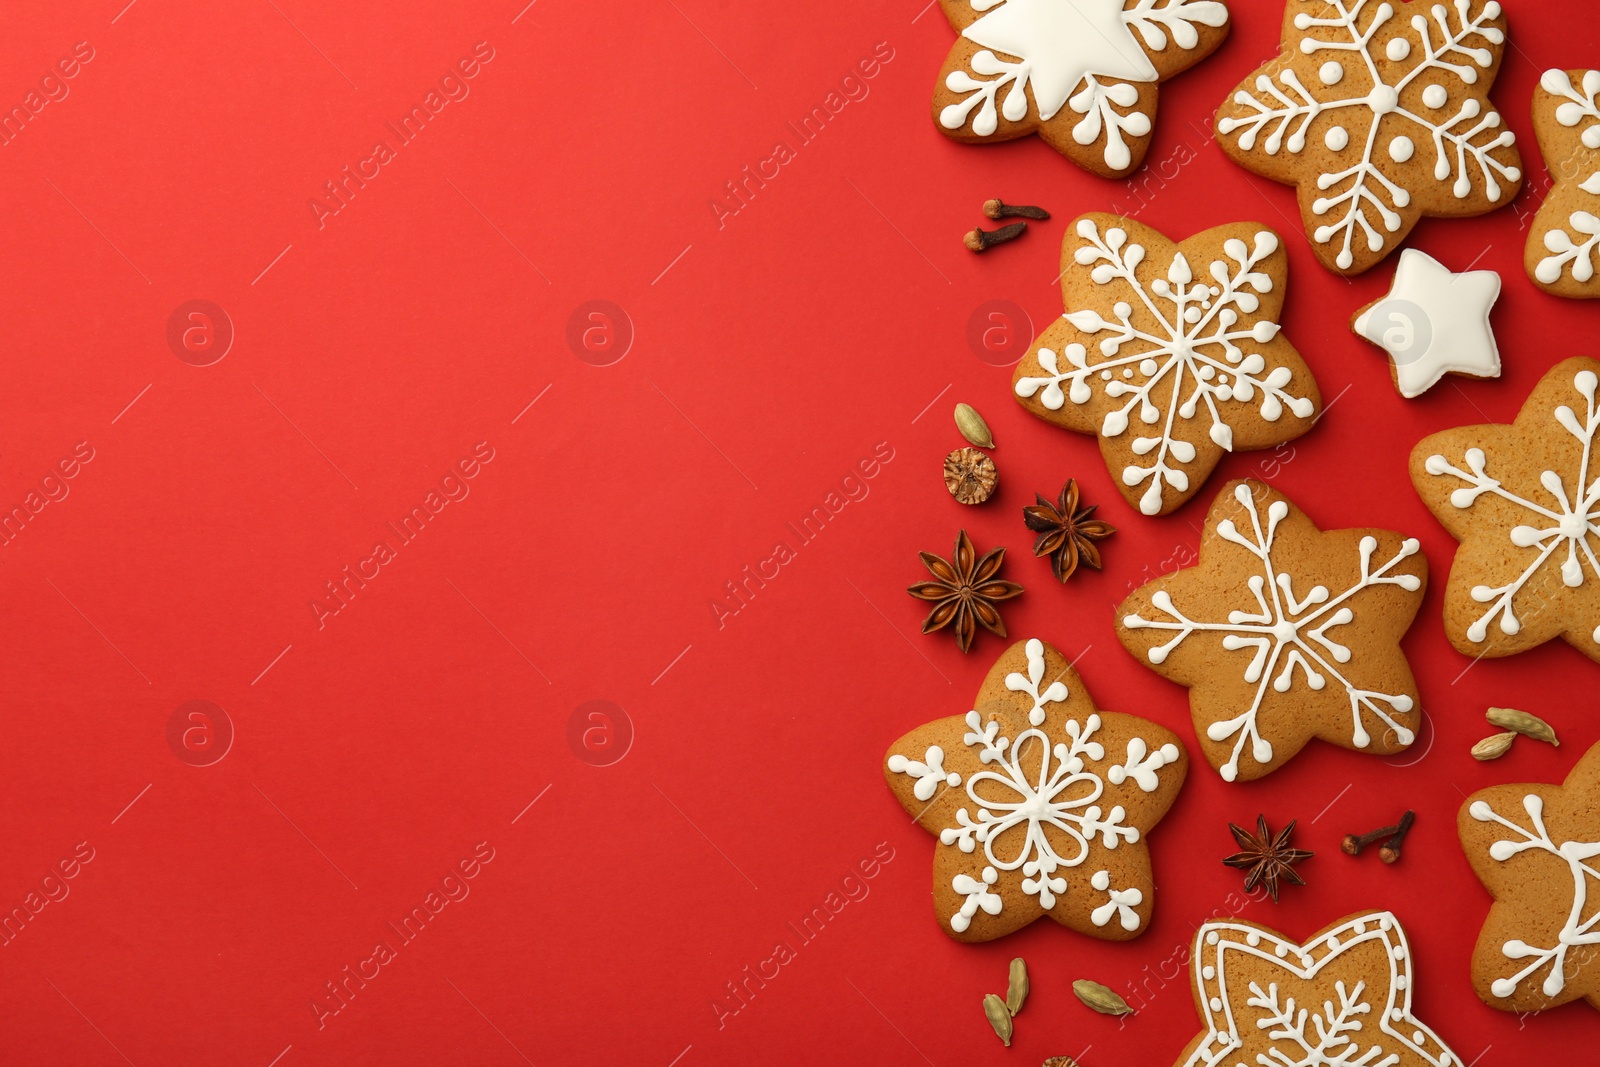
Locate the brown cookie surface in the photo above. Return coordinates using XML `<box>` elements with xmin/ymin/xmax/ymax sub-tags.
<box><xmin>1013</xmin><ymin>214</ymin><xmax>1321</xmax><ymax>517</ymax></box>
<box><xmin>883</xmin><ymin>637</ymin><xmax>1186</xmax><ymax>942</ymax></box>
<box><xmin>1460</xmin><ymin>740</ymin><xmax>1600</xmax><ymax>1014</ymax></box>
<box><xmin>932</xmin><ymin>0</ymin><xmax>1230</xmax><ymax>177</ymax></box>
<box><xmin>1116</xmin><ymin>480</ymin><xmax>1427</xmax><ymax>782</ymax></box>
<box><xmin>1527</xmin><ymin>69</ymin><xmax>1600</xmax><ymax>297</ymax></box>
<box><xmin>1214</xmin><ymin>0</ymin><xmax>1522</xmax><ymax>275</ymax></box>
<box><xmin>1410</xmin><ymin>357</ymin><xmax>1600</xmax><ymax>662</ymax></box>
<box><xmin>1171</xmin><ymin>911</ymin><xmax>1462</xmax><ymax>1066</ymax></box>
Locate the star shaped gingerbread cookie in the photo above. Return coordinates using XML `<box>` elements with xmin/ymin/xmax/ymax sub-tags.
<box><xmin>1173</xmin><ymin>911</ymin><xmax>1462</xmax><ymax>1067</ymax></box>
<box><xmin>1528</xmin><ymin>69</ymin><xmax>1600</xmax><ymax>297</ymax></box>
<box><xmin>1013</xmin><ymin>215</ymin><xmax>1321</xmax><ymax>517</ymax></box>
<box><xmin>1352</xmin><ymin>248</ymin><xmax>1502</xmax><ymax>398</ymax></box>
<box><xmin>884</xmin><ymin>637</ymin><xmax>1187</xmax><ymax>942</ymax></box>
<box><xmin>1461</xmin><ymin>739</ymin><xmax>1600</xmax><ymax>1014</ymax></box>
<box><xmin>1116</xmin><ymin>480</ymin><xmax>1427</xmax><ymax>782</ymax></box>
<box><xmin>1411</xmin><ymin>357</ymin><xmax>1600</xmax><ymax>662</ymax></box>
<box><xmin>1215</xmin><ymin>0</ymin><xmax>1522</xmax><ymax>274</ymax></box>
<box><xmin>933</xmin><ymin>0</ymin><xmax>1230</xmax><ymax>176</ymax></box>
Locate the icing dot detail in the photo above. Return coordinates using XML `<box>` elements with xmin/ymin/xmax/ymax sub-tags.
<box><xmin>1319</xmin><ymin>61</ymin><xmax>1343</xmax><ymax>86</ymax></box>
<box><xmin>1422</xmin><ymin>83</ymin><xmax>1448</xmax><ymax>109</ymax></box>
<box><xmin>1326</xmin><ymin>125</ymin><xmax>1350</xmax><ymax>151</ymax></box>
<box><xmin>1386</xmin><ymin>37</ymin><xmax>1411</xmax><ymax>62</ymax></box>
<box><xmin>1389</xmin><ymin>135</ymin><xmax>1415</xmax><ymax>163</ymax></box>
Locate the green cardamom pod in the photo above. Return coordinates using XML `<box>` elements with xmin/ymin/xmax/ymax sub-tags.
<box><xmin>983</xmin><ymin>993</ymin><xmax>1013</xmax><ymax>1046</ymax></box>
<box><xmin>1006</xmin><ymin>957</ymin><xmax>1028</xmax><ymax>1016</ymax></box>
<box><xmin>955</xmin><ymin>403</ymin><xmax>995</xmax><ymax>449</ymax></box>
<box><xmin>1486</xmin><ymin>707</ymin><xmax>1559</xmax><ymax>747</ymax></box>
<box><xmin>1073</xmin><ymin>979</ymin><xmax>1133</xmax><ymax>1016</ymax></box>
<box><xmin>1471</xmin><ymin>731</ymin><xmax>1517</xmax><ymax>761</ymax></box>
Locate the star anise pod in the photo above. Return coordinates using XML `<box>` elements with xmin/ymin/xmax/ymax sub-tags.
<box><xmin>1222</xmin><ymin>815</ymin><xmax>1313</xmax><ymax>903</ymax></box>
<box><xmin>1023</xmin><ymin>479</ymin><xmax>1116</xmax><ymax>583</ymax></box>
<box><xmin>907</xmin><ymin>529</ymin><xmax>1023</xmax><ymax>654</ymax></box>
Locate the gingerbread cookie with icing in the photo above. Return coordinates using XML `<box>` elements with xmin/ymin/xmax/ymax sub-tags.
<box><xmin>1461</xmin><ymin>740</ymin><xmax>1600</xmax><ymax>1014</ymax></box>
<box><xmin>1173</xmin><ymin>911</ymin><xmax>1463</xmax><ymax>1067</ymax></box>
<box><xmin>1013</xmin><ymin>214</ymin><xmax>1320</xmax><ymax>517</ymax></box>
<box><xmin>1528</xmin><ymin>69</ymin><xmax>1600</xmax><ymax>297</ymax></box>
<box><xmin>1411</xmin><ymin>357</ymin><xmax>1600</xmax><ymax>662</ymax></box>
<box><xmin>932</xmin><ymin>0</ymin><xmax>1230</xmax><ymax>177</ymax></box>
<box><xmin>1215</xmin><ymin>0</ymin><xmax>1522</xmax><ymax>275</ymax></box>
<box><xmin>884</xmin><ymin>637</ymin><xmax>1186</xmax><ymax>942</ymax></box>
<box><xmin>1116</xmin><ymin>480</ymin><xmax>1427</xmax><ymax>782</ymax></box>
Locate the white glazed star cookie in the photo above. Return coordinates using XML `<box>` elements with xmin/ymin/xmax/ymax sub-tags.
<box><xmin>1352</xmin><ymin>248</ymin><xmax>1501</xmax><ymax>398</ymax></box>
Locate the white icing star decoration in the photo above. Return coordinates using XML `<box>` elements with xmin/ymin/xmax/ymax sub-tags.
<box><xmin>933</xmin><ymin>0</ymin><xmax>1230</xmax><ymax>175</ymax></box>
<box><xmin>1178</xmin><ymin>912</ymin><xmax>1462</xmax><ymax>1067</ymax></box>
<box><xmin>1352</xmin><ymin>248</ymin><xmax>1502</xmax><ymax>398</ymax></box>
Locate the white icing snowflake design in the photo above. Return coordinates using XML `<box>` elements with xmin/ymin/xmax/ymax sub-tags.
<box><xmin>1421</xmin><ymin>367</ymin><xmax>1600</xmax><ymax>648</ymax></box>
<box><xmin>1015</xmin><ymin>218</ymin><xmax>1316</xmax><ymax>516</ymax></box>
<box><xmin>1217</xmin><ymin>0</ymin><xmax>1520</xmax><ymax>270</ymax></box>
<box><xmin>1122</xmin><ymin>484</ymin><xmax>1422</xmax><ymax>781</ymax></box>
<box><xmin>1469</xmin><ymin>793</ymin><xmax>1600</xmax><ymax>1000</ymax></box>
<box><xmin>886</xmin><ymin>639</ymin><xmax>1181</xmax><ymax>935</ymax></box>
<box><xmin>939</xmin><ymin>0</ymin><xmax>1228</xmax><ymax>170</ymax></box>
<box><xmin>1183</xmin><ymin>913</ymin><xmax>1460</xmax><ymax>1067</ymax></box>
<box><xmin>1534</xmin><ymin>69</ymin><xmax>1600</xmax><ymax>286</ymax></box>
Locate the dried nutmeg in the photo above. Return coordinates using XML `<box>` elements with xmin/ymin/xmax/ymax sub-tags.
<box><xmin>945</xmin><ymin>447</ymin><xmax>998</xmax><ymax>505</ymax></box>
<box><xmin>1043</xmin><ymin>1058</ymin><xmax>1081</xmax><ymax>1067</ymax></box>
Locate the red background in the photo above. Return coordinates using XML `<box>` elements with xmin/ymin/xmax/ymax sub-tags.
<box><xmin>0</xmin><ymin>0</ymin><xmax>1595</xmax><ymax>1063</ymax></box>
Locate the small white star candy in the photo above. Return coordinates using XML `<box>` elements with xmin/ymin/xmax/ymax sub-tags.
<box><xmin>1352</xmin><ymin>249</ymin><xmax>1502</xmax><ymax>398</ymax></box>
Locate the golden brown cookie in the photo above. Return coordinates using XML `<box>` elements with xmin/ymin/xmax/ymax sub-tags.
<box><xmin>1528</xmin><ymin>69</ymin><xmax>1600</xmax><ymax>297</ymax></box>
<box><xmin>1172</xmin><ymin>911</ymin><xmax>1462</xmax><ymax>1066</ymax></box>
<box><xmin>883</xmin><ymin>637</ymin><xmax>1186</xmax><ymax>942</ymax></box>
<box><xmin>1116</xmin><ymin>480</ymin><xmax>1427</xmax><ymax>782</ymax></box>
<box><xmin>932</xmin><ymin>0</ymin><xmax>1230</xmax><ymax>177</ymax></box>
<box><xmin>1215</xmin><ymin>0</ymin><xmax>1522</xmax><ymax>275</ymax></box>
<box><xmin>1411</xmin><ymin>357</ymin><xmax>1600</xmax><ymax>662</ymax></box>
<box><xmin>1461</xmin><ymin>740</ymin><xmax>1600</xmax><ymax>1014</ymax></box>
<box><xmin>1013</xmin><ymin>214</ymin><xmax>1320</xmax><ymax>517</ymax></box>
